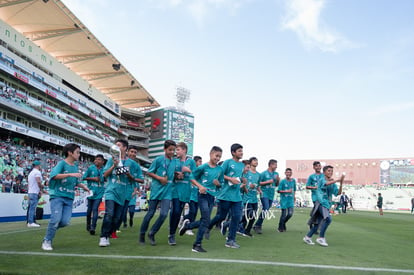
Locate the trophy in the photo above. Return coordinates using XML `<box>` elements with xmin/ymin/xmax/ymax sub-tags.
<box><xmin>110</xmin><ymin>144</ymin><xmax>129</xmax><ymax>176</ymax></box>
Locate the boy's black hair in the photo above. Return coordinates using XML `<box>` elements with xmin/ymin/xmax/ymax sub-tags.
<box><xmin>230</xmin><ymin>143</ymin><xmax>243</xmax><ymax>153</ymax></box>
<box><xmin>268</xmin><ymin>159</ymin><xmax>277</xmax><ymax>166</ymax></box>
<box><xmin>164</xmin><ymin>139</ymin><xmax>176</xmax><ymax>149</ymax></box>
<box><xmin>95</xmin><ymin>154</ymin><xmax>104</xmax><ymax>160</ymax></box>
<box><xmin>323</xmin><ymin>165</ymin><xmax>334</xmax><ymax>172</ymax></box>
<box><xmin>285</xmin><ymin>168</ymin><xmax>292</xmax><ymax>172</ymax></box>
<box><xmin>193</xmin><ymin>156</ymin><xmax>202</xmax><ymax>162</ymax></box>
<box><xmin>63</xmin><ymin>143</ymin><xmax>80</xmax><ymax>158</ymax></box>
<box><xmin>249</xmin><ymin>157</ymin><xmax>258</xmax><ymax>163</ymax></box>
<box><xmin>128</xmin><ymin>145</ymin><xmax>139</xmax><ymax>151</ymax></box>
<box><xmin>242</xmin><ymin>159</ymin><xmax>250</xmax><ymax>166</ymax></box>
<box><xmin>313</xmin><ymin>161</ymin><xmax>321</xmax><ymax>166</ymax></box>
<box><xmin>116</xmin><ymin>139</ymin><xmax>129</xmax><ymax>148</ymax></box>
<box><xmin>210</xmin><ymin>146</ymin><xmax>222</xmax><ymax>153</ymax></box>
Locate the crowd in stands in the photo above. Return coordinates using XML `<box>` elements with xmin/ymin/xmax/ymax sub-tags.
<box><xmin>0</xmin><ymin>81</ymin><xmax>116</xmax><ymax>144</ymax></box>
<box><xmin>0</xmin><ymin>139</ymin><xmax>92</xmax><ymax>193</ymax></box>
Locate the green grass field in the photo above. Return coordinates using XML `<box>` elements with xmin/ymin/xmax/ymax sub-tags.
<box><xmin>0</xmin><ymin>209</ymin><xmax>413</xmax><ymax>274</ymax></box>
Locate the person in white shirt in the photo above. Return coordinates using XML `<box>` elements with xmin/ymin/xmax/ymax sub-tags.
<box><xmin>27</xmin><ymin>160</ymin><xmax>43</xmax><ymax>227</ymax></box>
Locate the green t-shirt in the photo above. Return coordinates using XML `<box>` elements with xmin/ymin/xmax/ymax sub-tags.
<box><xmin>260</xmin><ymin>170</ymin><xmax>278</xmax><ymax>200</ymax></box>
<box><xmin>103</xmin><ymin>157</ymin><xmax>141</xmax><ymax>206</ymax></box>
<box><xmin>306</xmin><ymin>173</ymin><xmax>323</xmax><ymax>202</ymax></box>
<box><xmin>243</xmin><ymin>170</ymin><xmax>260</xmax><ymax>204</ymax></box>
<box><xmin>82</xmin><ymin>164</ymin><xmax>105</xmax><ymax>200</ymax></box>
<box><xmin>148</xmin><ymin>155</ymin><xmax>176</xmax><ymax>200</ymax></box>
<box><xmin>172</xmin><ymin>157</ymin><xmax>196</xmax><ymax>202</ymax></box>
<box><xmin>278</xmin><ymin>178</ymin><xmax>296</xmax><ymax>209</ymax></box>
<box><xmin>191</xmin><ymin>163</ymin><xmax>224</xmax><ymax>197</ymax></box>
<box><xmin>318</xmin><ymin>177</ymin><xmax>339</xmax><ymax>209</ymax></box>
<box><xmin>217</xmin><ymin>159</ymin><xmax>244</xmax><ymax>202</ymax></box>
<box><xmin>48</xmin><ymin>160</ymin><xmax>79</xmax><ymax>200</ymax></box>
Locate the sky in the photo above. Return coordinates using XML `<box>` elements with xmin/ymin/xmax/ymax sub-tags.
<box><xmin>62</xmin><ymin>0</ymin><xmax>414</xmax><ymax>172</ymax></box>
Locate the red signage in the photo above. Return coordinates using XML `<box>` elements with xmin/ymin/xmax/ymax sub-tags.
<box><xmin>14</xmin><ymin>72</ymin><xmax>29</xmax><ymax>83</ymax></box>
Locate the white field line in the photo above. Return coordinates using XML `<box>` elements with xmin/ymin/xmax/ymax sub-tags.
<box><xmin>0</xmin><ymin>251</ymin><xmax>413</xmax><ymax>273</ymax></box>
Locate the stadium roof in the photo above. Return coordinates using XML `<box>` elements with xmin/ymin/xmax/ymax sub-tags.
<box><xmin>0</xmin><ymin>0</ymin><xmax>160</xmax><ymax>110</ymax></box>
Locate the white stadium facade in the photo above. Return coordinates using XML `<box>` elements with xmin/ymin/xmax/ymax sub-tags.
<box><xmin>0</xmin><ymin>0</ymin><xmax>161</xmax><ymax>162</ymax></box>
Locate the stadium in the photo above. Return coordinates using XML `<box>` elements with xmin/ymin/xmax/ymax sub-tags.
<box><xmin>287</xmin><ymin>158</ymin><xmax>414</xmax><ymax>211</ymax></box>
<box><xmin>0</xmin><ymin>1</ymin><xmax>413</xmax><ymax>274</ymax></box>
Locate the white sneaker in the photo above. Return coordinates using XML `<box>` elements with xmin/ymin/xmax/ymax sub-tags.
<box><xmin>41</xmin><ymin>240</ymin><xmax>53</xmax><ymax>251</ymax></box>
<box><xmin>303</xmin><ymin>236</ymin><xmax>315</xmax><ymax>245</ymax></box>
<box><xmin>28</xmin><ymin>223</ymin><xmax>40</xmax><ymax>228</ymax></box>
<box><xmin>316</xmin><ymin>237</ymin><xmax>328</xmax><ymax>247</ymax></box>
<box><xmin>99</xmin><ymin>237</ymin><xmax>110</xmax><ymax>247</ymax></box>
<box><xmin>185</xmin><ymin>229</ymin><xmax>194</xmax><ymax>236</ymax></box>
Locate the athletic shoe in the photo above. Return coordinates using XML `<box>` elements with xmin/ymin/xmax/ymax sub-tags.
<box><xmin>316</xmin><ymin>237</ymin><xmax>328</xmax><ymax>247</ymax></box>
<box><xmin>27</xmin><ymin>223</ymin><xmax>40</xmax><ymax>228</ymax></box>
<box><xmin>89</xmin><ymin>229</ymin><xmax>95</xmax><ymax>235</ymax></box>
<box><xmin>303</xmin><ymin>236</ymin><xmax>315</xmax><ymax>245</ymax></box>
<box><xmin>185</xmin><ymin>229</ymin><xmax>194</xmax><ymax>236</ymax></box>
<box><xmin>168</xmin><ymin>235</ymin><xmax>176</xmax><ymax>246</ymax></box>
<box><xmin>148</xmin><ymin>232</ymin><xmax>156</xmax><ymax>246</ymax></box>
<box><xmin>111</xmin><ymin>232</ymin><xmax>118</xmax><ymax>239</ymax></box>
<box><xmin>220</xmin><ymin>221</ymin><xmax>227</xmax><ymax>236</ymax></box>
<box><xmin>99</xmin><ymin>237</ymin><xmax>110</xmax><ymax>247</ymax></box>
<box><xmin>244</xmin><ymin>231</ymin><xmax>253</xmax><ymax>237</ymax></box>
<box><xmin>179</xmin><ymin>219</ymin><xmax>190</xmax><ymax>236</ymax></box>
<box><xmin>139</xmin><ymin>233</ymin><xmax>145</xmax><ymax>245</ymax></box>
<box><xmin>253</xmin><ymin>226</ymin><xmax>262</xmax><ymax>234</ymax></box>
<box><xmin>116</xmin><ymin>230</ymin><xmax>121</xmax><ymax>233</ymax></box>
<box><xmin>236</xmin><ymin>231</ymin><xmax>249</xmax><ymax>237</ymax></box>
<box><xmin>41</xmin><ymin>240</ymin><xmax>53</xmax><ymax>251</ymax></box>
<box><xmin>277</xmin><ymin>228</ymin><xmax>284</xmax><ymax>233</ymax></box>
<box><xmin>204</xmin><ymin>229</ymin><xmax>210</xmax><ymax>240</ymax></box>
<box><xmin>225</xmin><ymin>240</ymin><xmax>240</xmax><ymax>249</ymax></box>
<box><xmin>192</xmin><ymin>244</ymin><xmax>207</xmax><ymax>253</ymax></box>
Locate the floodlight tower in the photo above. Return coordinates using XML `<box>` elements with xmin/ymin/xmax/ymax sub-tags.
<box><xmin>176</xmin><ymin>86</ymin><xmax>191</xmax><ymax>111</ymax></box>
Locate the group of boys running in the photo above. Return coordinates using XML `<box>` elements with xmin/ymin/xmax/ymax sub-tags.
<box><xmin>40</xmin><ymin>139</ymin><xmax>345</xmax><ymax>252</ymax></box>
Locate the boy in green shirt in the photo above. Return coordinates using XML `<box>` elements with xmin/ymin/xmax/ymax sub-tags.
<box><xmin>169</xmin><ymin>142</ymin><xmax>196</xmax><ymax>245</ymax></box>
<box><xmin>140</xmin><ymin>140</ymin><xmax>176</xmax><ymax>245</ymax></box>
<box><xmin>277</xmin><ymin>168</ymin><xmax>296</xmax><ymax>232</ymax></box>
<box><xmin>42</xmin><ymin>143</ymin><xmax>90</xmax><ymax>251</ymax></box>
<box><xmin>99</xmin><ymin>140</ymin><xmax>141</xmax><ymax>247</ymax></box>
<box><xmin>83</xmin><ymin>154</ymin><xmax>105</xmax><ymax>235</ymax></box>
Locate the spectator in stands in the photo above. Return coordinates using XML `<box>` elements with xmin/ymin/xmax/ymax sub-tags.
<box><xmin>41</xmin><ymin>143</ymin><xmax>90</xmax><ymax>251</ymax></box>
<box><xmin>377</xmin><ymin>193</ymin><xmax>383</xmax><ymax>215</ymax></box>
<box><xmin>12</xmin><ymin>178</ymin><xmax>24</xmax><ymax>193</ymax></box>
<box><xmin>2</xmin><ymin>174</ymin><xmax>12</xmax><ymax>192</ymax></box>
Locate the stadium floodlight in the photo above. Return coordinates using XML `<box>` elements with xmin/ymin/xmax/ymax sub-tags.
<box><xmin>176</xmin><ymin>86</ymin><xmax>191</xmax><ymax>110</ymax></box>
<box><xmin>112</xmin><ymin>63</ymin><xmax>121</xmax><ymax>71</ymax></box>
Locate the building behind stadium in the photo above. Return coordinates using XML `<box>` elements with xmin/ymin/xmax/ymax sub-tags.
<box><xmin>287</xmin><ymin>158</ymin><xmax>414</xmax><ymax>186</ymax></box>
